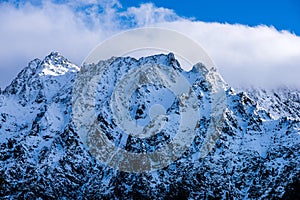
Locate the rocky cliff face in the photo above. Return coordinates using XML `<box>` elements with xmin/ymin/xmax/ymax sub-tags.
<box><xmin>0</xmin><ymin>52</ymin><xmax>299</xmax><ymax>199</ymax></box>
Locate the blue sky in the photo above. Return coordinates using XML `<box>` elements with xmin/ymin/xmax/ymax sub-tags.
<box><xmin>121</xmin><ymin>0</ymin><xmax>300</xmax><ymax>35</ymax></box>
<box><xmin>0</xmin><ymin>0</ymin><xmax>300</xmax><ymax>88</ymax></box>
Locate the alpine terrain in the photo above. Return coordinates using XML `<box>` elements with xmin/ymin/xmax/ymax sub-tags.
<box><xmin>0</xmin><ymin>52</ymin><xmax>299</xmax><ymax>199</ymax></box>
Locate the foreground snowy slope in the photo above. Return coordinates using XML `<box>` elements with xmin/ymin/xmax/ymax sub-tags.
<box><xmin>0</xmin><ymin>52</ymin><xmax>299</xmax><ymax>199</ymax></box>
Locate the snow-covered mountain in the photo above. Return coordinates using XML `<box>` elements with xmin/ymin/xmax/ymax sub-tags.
<box><xmin>0</xmin><ymin>52</ymin><xmax>299</xmax><ymax>199</ymax></box>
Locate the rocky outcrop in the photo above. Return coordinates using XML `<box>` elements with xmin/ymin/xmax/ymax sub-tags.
<box><xmin>0</xmin><ymin>53</ymin><xmax>299</xmax><ymax>199</ymax></box>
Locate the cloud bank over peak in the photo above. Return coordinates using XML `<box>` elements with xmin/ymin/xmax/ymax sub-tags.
<box><xmin>0</xmin><ymin>0</ymin><xmax>300</xmax><ymax>89</ymax></box>
<box><xmin>159</xmin><ymin>21</ymin><xmax>300</xmax><ymax>88</ymax></box>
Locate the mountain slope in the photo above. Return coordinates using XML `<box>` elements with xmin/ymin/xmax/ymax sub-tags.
<box><xmin>242</xmin><ymin>87</ymin><xmax>300</xmax><ymax>120</ymax></box>
<box><xmin>0</xmin><ymin>52</ymin><xmax>299</xmax><ymax>199</ymax></box>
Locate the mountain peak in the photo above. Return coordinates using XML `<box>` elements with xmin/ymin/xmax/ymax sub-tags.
<box><xmin>39</xmin><ymin>52</ymin><xmax>79</xmax><ymax>76</ymax></box>
<box><xmin>0</xmin><ymin>53</ymin><xmax>299</xmax><ymax>199</ymax></box>
<box><xmin>2</xmin><ymin>52</ymin><xmax>79</xmax><ymax>110</ymax></box>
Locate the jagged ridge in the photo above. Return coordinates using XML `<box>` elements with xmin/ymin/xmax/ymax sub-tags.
<box><xmin>0</xmin><ymin>52</ymin><xmax>299</xmax><ymax>199</ymax></box>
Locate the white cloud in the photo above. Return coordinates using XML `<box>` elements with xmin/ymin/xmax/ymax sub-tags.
<box><xmin>0</xmin><ymin>1</ymin><xmax>300</xmax><ymax>89</ymax></box>
<box><xmin>155</xmin><ymin>21</ymin><xmax>300</xmax><ymax>88</ymax></box>
<box><xmin>122</xmin><ymin>3</ymin><xmax>182</xmax><ymax>27</ymax></box>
